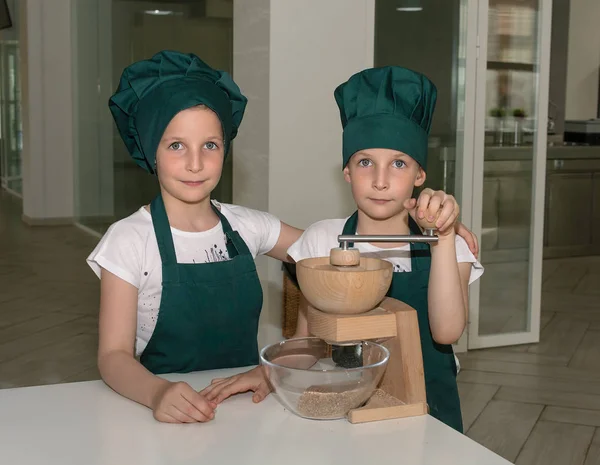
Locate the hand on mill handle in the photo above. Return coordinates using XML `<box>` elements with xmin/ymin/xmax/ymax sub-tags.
<box><xmin>405</xmin><ymin>188</ymin><xmax>462</xmax><ymax>240</ymax></box>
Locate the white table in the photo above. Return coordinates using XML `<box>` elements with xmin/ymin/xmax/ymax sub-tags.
<box><xmin>0</xmin><ymin>367</ymin><xmax>511</xmax><ymax>465</ymax></box>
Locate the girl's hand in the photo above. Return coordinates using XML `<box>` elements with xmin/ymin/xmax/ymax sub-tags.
<box><xmin>404</xmin><ymin>188</ymin><xmax>460</xmax><ymax>237</ymax></box>
<box><xmin>151</xmin><ymin>380</ymin><xmax>217</xmax><ymax>423</ymax></box>
<box><xmin>199</xmin><ymin>366</ymin><xmax>271</xmax><ymax>404</ymax></box>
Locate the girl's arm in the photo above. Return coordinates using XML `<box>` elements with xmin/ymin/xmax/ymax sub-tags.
<box><xmin>427</xmin><ymin>233</ymin><xmax>470</xmax><ymax>344</ymax></box>
<box><xmin>414</xmin><ymin>188</ymin><xmax>471</xmax><ymax>345</ymax></box>
<box><xmin>98</xmin><ymin>269</ymin><xmax>215</xmax><ymax>423</ymax></box>
<box><xmin>265</xmin><ymin>222</ymin><xmax>303</xmax><ymax>262</ymax></box>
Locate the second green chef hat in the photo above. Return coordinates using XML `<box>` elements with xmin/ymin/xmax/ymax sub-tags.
<box><xmin>109</xmin><ymin>50</ymin><xmax>247</xmax><ymax>174</ymax></box>
<box><xmin>334</xmin><ymin>66</ymin><xmax>437</xmax><ymax>171</ymax></box>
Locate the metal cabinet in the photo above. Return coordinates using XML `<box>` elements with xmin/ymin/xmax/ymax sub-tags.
<box><xmin>545</xmin><ymin>172</ymin><xmax>594</xmax><ymax>249</ymax></box>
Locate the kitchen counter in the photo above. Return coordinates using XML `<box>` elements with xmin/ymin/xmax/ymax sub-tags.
<box><xmin>0</xmin><ymin>367</ymin><xmax>511</xmax><ymax>465</ymax></box>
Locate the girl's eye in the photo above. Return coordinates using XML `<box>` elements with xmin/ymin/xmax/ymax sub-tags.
<box><xmin>169</xmin><ymin>142</ymin><xmax>183</xmax><ymax>151</ymax></box>
<box><xmin>358</xmin><ymin>159</ymin><xmax>372</xmax><ymax>167</ymax></box>
<box><xmin>393</xmin><ymin>160</ymin><xmax>406</xmax><ymax>168</ymax></box>
<box><xmin>205</xmin><ymin>141</ymin><xmax>219</xmax><ymax>150</ymax></box>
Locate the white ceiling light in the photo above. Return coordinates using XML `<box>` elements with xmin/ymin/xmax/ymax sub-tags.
<box><xmin>396</xmin><ymin>0</ymin><xmax>423</xmax><ymax>12</ymax></box>
<box><xmin>144</xmin><ymin>9</ymin><xmax>175</xmax><ymax>16</ymax></box>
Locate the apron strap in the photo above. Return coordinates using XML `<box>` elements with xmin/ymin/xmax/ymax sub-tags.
<box><xmin>341</xmin><ymin>211</ymin><xmax>360</xmax><ymax>248</ymax></box>
<box><xmin>150</xmin><ymin>195</ymin><xmax>178</xmax><ymax>267</ymax></box>
<box><xmin>213</xmin><ymin>204</ymin><xmax>252</xmax><ymax>258</ymax></box>
<box><xmin>408</xmin><ymin>215</ymin><xmax>431</xmax><ymax>272</ymax></box>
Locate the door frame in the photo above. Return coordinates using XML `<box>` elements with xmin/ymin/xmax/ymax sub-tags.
<box><xmin>466</xmin><ymin>0</ymin><xmax>552</xmax><ymax>349</ymax></box>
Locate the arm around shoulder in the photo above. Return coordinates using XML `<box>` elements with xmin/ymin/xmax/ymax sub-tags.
<box><xmin>266</xmin><ymin>221</ymin><xmax>303</xmax><ymax>262</ymax></box>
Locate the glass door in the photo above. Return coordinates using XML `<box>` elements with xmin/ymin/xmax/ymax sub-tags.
<box><xmin>0</xmin><ymin>40</ymin><xmax>22</xmax><ymax>195</ymax></box>
<box><xmin>467</xmin><ymin>0</ymin><xmax>552</xmax><ymax>348</ymax></box>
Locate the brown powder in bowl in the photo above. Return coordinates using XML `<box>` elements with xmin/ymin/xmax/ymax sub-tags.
<box><xmin>296</xmin><ymin>385</ymin><xmax>372</xmax><ymax>419</ymax></box>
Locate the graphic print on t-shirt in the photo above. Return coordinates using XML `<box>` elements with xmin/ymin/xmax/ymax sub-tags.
<box><xmin>204</xmin><ymin>241</ymin><xmax>229</xmax><ymax>263</ymax></box>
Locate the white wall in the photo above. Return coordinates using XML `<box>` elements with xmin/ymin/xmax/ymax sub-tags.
<box><xmin>72</xmin><ymin>0</ymin><xmax>114</xmax><ymax>222</ymax></box>
<box><xmin>20</xmin><ymin>0</ymin><xmax>74</xmax><ymax>223</ymax></box>
<box><xmin>234</xmin><ymin>0</ymin><xmax>375</xmax><ymax>347</ymax></box>
<box><xmin>269</xmin><ymin>1</ymin><xmax>373</xmax><ymax>228</ymax></box>
<box><xmin>565</xmin><ymin>0</ymin><xmax>600</xmax><ymax>120</ymax></box>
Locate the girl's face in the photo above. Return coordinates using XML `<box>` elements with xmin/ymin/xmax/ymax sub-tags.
<box><xmin>156</xmin><ymin>106</ymin><xmax>225</xmax><ymax>205</ymax></box>
<box><xmin>343</xmin><ymin>148</ymin><xmax>426</xmax><ymax>221</ymax></box>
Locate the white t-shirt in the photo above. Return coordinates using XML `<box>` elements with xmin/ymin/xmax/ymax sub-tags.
<box><xmin>287</xmin><ymin>218</ymin><xmax>484</xmax><ymax>284</ymax></box>
<box><xmin>87</xmin><ymin>200</ymin><xmax>281</xmax><ymax>355</ymax></box>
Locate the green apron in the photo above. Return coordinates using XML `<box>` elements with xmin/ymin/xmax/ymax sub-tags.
<box><xmin>140</xmin><ymin>194</ymin><xmax>263</xmax><ymax>375</ymax></box>
<box><xmin>342</xmin><ymin>212</ymin><xmax>463</xmax><ymax>433</ymax></box>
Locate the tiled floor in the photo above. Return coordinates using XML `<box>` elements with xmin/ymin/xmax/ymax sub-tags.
<box><xmin>0</xmin><ymin>191</ymin><xmax>101</xmax><ymax>387</ymax></box>
<box><xmin>458</xmin><ymin>254</ymin><xmax>600</xmax><ymax>464</ymax></box>
<box><xmin>1</xmin><ymin>190</ymin><xmax>600</xmax><ymax>463</ymax></box>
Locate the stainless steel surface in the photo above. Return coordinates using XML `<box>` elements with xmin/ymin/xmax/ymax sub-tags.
<box><xmin>338</xmin><ymin>234</ymin><xmax>439</xmax><ymax>245</ymax></box>
<box><xmin>544</xmin><ymin>173</ymin><xmax>593</xmax><ymax>248</ymax></box>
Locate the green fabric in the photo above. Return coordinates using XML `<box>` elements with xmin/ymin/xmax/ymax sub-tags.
<box><xmin>109</xmin><ymin>50</ymin><xmax>247</xmax><ymax>174</ymax></box>
<box><xmin>342</xmin><ymin>214</ymin><xmax>464</xmax><ymax>433</ymax></box>
<box><xmin>140</xmin><ymin>194</ymin><xmax>263</xmax><ymax>374</ymax></box>
<box><xmin>334</xmin><ymin>66</ymin><xmax>437</xmax><ymax>171</ymax></box>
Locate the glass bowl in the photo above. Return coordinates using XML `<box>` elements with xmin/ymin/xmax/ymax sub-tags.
<box><xmin>260</xmin><ymin>337</ymin><xmax>389</xmax><ymax>420</ymax></box>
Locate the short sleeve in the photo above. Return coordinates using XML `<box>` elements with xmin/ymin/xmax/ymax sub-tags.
<box><xmin>86</xmin><ymin>222</ymin><xmax>143</xmax><ymax>288</ymax></box>
<box><xmin>455</xmin><ymin>235</ymin><xmax>484</xmax><ymax>285</ymax></box>
<box><xmin>218</xmin><ymin>203</ymin><xmax>282</xmax><ymax>257</ymax></box>
<box><xmin>287</xmin><ymin>220</ymin><xmax>342</xmax><ymax>262</ymax></box>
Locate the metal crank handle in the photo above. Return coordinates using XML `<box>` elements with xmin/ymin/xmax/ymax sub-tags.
<box><xmin>337</xmin><ymin>233</ymin><xmax>439</xmax><ymax>249</ymax></box>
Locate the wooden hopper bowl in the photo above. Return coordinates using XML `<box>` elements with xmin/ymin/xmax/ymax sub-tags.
<box><xmin>295</xmin><ymin>256</ymin><xmax>393</xmax><ymax>315</ymax></box>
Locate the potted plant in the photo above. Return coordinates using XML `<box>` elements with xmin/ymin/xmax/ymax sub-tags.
<box><xmin>512</xmin><ymin>108</ymin><xmax>526</xmax><ymax>118</ymax></box>
<box><xmin>490</xmin><ymin>107</ymin><xmax>506</xmax><ymax>118</ymax></box>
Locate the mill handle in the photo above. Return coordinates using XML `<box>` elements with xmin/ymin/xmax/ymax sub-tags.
<box><xmin>337</xmin><ymin>232</ymin><xmax>438</xmax><ymax>250</ymax></box>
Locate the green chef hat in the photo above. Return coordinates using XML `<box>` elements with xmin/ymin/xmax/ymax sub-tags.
<box><xmin>109</xmin><ymin>50</ymin><xmax>247</xmax><ymax>174</ymax></box>
<box><xmin>334</xmin><ymin>66</ymin><xmax>437</xmax><ymax>171</ymax></box>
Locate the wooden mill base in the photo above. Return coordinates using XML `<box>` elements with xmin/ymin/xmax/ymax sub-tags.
<box><xmin>307</xmin><ymin>297</ymin><xmax>429</xmax><ymax>424</ymax></box>
<box><xmin>347</xmin><ymin>389</ymin><xmax>428</xmax><ymax>424</ymax></box>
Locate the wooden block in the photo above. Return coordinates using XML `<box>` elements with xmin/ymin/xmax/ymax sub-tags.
<box><xmin>377</xmin><ymin>298</ymin><xmax>427</xmax><ymax>406</ymax></box>
<box><xmin>348</xmin><ymin>390</ymin><xmax>428</xmax><ymax>423</ymax></box>
<box><xmin>307</xmin><ymin>305</ymin><xmax>397</xmax><ymax>343</ymax></box>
